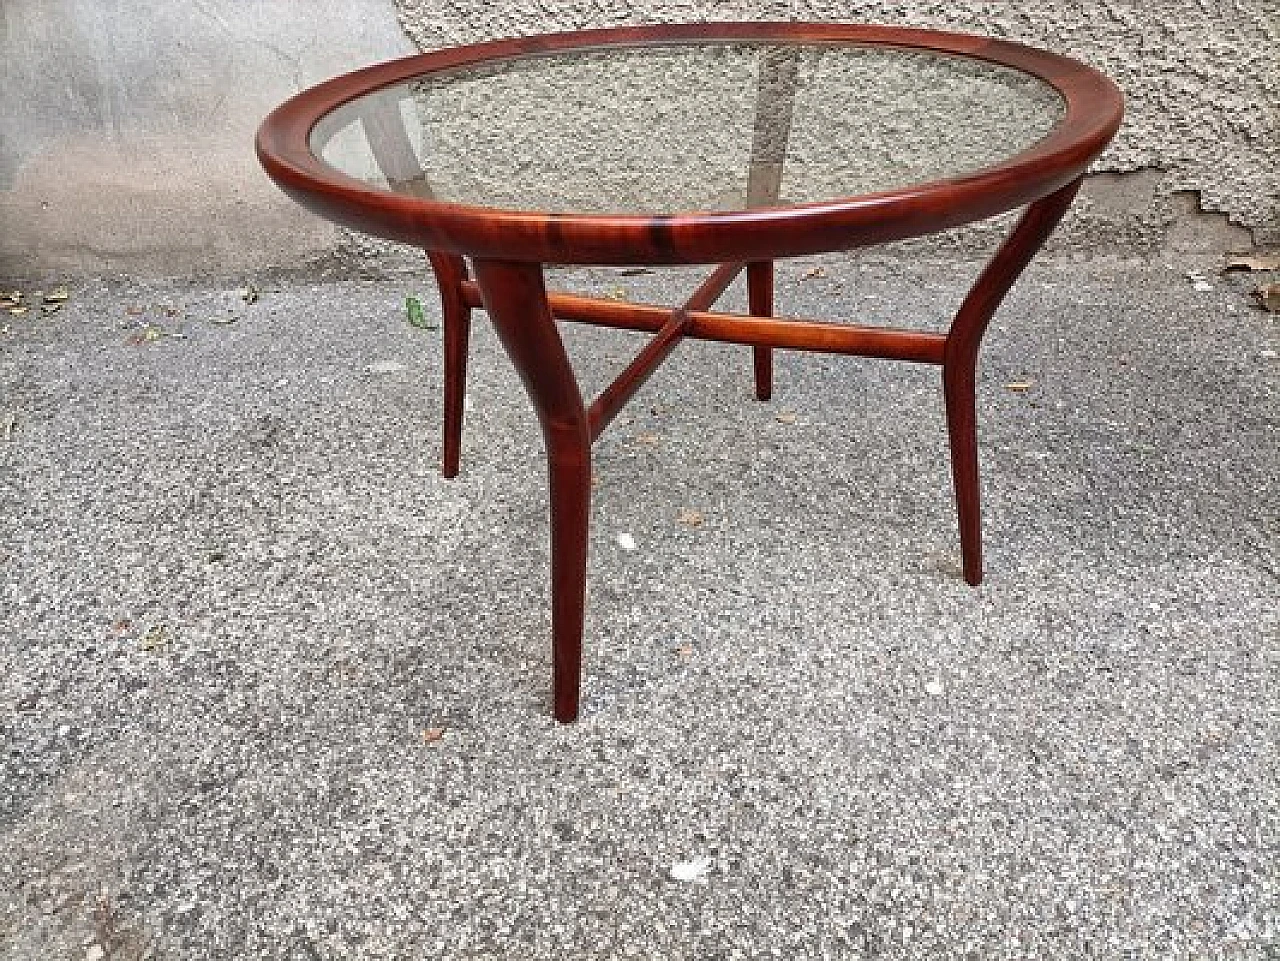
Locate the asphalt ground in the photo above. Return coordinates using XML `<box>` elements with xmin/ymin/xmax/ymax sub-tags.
<box><xmin>1</xmin><ymin>253</ymin><xmax>1276</xmax><ymax>959</ymax></box>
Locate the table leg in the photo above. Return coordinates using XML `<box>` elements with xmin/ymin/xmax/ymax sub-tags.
<box><xmin>470</xmin><ymin>258</ymin><xmax>592</xmax><ymax>723</ymax></box>
<box><xmin>426</xmin><ymin>251</ymin><xmax>472</xmax><ymax>479</ymax></box>
<box><xmin>748</xmin><ymin>261</ymin><xmax>774</xmax><ymax>401</ymax></box>
<box><xmin>943</xmin><ymin>177</ymin><xmax>1083</xmax><ymax>585</ymax></box>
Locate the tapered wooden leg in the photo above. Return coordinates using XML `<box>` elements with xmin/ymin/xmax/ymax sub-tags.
<box><xmin>747</xmin><ymin>261</ymin><xmax>774</xmax><ymax>401</ymax></box>
<box><xmin>471</xmin><ymin>258</ymin><xmax>591</xmax><ymax>723</ymax></box>
<box><xmin>943</xmin><ymin>177</ymin><xmax>1083</xmax><ymax>585</ymax></box>
<box><xmin>943</xmin><ymin>360</ymin><xmax>982</xmax><ymax>584</ymax></box>
<box><xmin>426</xmin><ymin>251</ymin><xmax>471</xmax><ymax>479</ymax></box>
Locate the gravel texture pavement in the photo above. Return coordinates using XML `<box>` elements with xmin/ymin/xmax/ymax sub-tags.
<box><xmin>1</xmin><ymin>254</ymin><xmax>1276</xmax><ymax>959</ymax></box>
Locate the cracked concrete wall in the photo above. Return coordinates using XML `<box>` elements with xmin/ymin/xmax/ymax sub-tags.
<box><xmin>0</xmin><ymin>0</ymin><xmax>413</xmax><ymax>279</ymax></box>
<box><xmin>1</xmin><ymin>0</ymin><xmax>1275</xmax><ymax>279</ymax></box>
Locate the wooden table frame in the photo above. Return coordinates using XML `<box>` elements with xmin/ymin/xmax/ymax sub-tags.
<box><xmin>256</xmin><ymin>23</ymin><xmax>1124</xmax><ymax>722</ymax></box>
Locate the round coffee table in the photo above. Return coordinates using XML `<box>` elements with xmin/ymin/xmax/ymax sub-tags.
<box><xmin>256</xmin><ymin>23</ymin><xmax>1123</xmax><ymax>722</ymax></box>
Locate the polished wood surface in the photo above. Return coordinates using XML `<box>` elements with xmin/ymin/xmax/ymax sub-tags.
<box><xmin>456</xmin><ymin>281</ymin><xmax>947</xmax><ymax>364</ymax></box>
<box><xmin>942</xmin><ymin>177</ymin><xmax>1082</xmax><ymax>585</ymax></box>
<box><xmin>256</xmin><ymin>24</ymin><xmax>1124</xmax><ymax>721</ymax></box>
<box><xmin>469</xmin><ymin>259</ymin><xmax>592</xmax><ymax>722</ymax></box>
<box><xmin>425</xmin><ymin>251</ymin><xmax>470</xmax><ymax>478</ymax></box>
<box><xmin>748</xmin><ymin>262</ymin><xmax>775</xmax><ymax>401</ymax></box>
<box><xmin>257</xmin><ymin>22</ymin><xmax>1123</xmax><ymax>266</ymax></box>
<box><xmin>586</xmin><ymin>262</ymin><xmax>742</xmax><ymax>441</ymax></box>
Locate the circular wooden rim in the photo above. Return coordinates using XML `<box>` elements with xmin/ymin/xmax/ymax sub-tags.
<box><xmin>256</xmin><ymin>22</ymin><xmax>1123</xmax><ymax>265</ymax></box>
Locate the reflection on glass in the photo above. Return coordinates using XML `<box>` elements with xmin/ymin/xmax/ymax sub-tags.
<box><xmin>311</xmin><ymin>42</ymin><xmax>1065</xmax><ymax>215</ymax></box>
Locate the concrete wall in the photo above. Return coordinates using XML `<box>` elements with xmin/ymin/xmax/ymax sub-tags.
<box><xmin>0</xmin><ymin>0</ymin><xmax>413</xmax><ymax>279</ymax></box>
<box><xmin>2</xmin><ymin>0</ymin><xmax>1275</xmax><ymax>280</ymax></box>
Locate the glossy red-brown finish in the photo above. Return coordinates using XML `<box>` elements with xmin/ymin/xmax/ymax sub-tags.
<box><xmin>587</xmin><ymin>308</ymin><xmax>691</xmax><ymax>441</ymax></box>
<box><xmin>257</xmin><ymin>24</ymin><xmax>1123</xmax><ymax>721</ymax></box>
<box><xmin>469</xmin><ymin>259</ymin><xmax>591</xmax><ymax>722</ymax></box>
<box><xmin>257</xmin><ymin>23</ymin><xmax>1123</xmax><ymax>266</ymax></box>
<box><xmin>458</xmin><ymin>281</ymin><xmax>946</xmax><ymax>363</ymax></box>
<box><xmin>942</xmin><ymin>176</ymin><xmax>1083</xmax><ymax>585</ymax></box>
<box><xmin>684</xmin><ymin>262</ymin><xmax>748</xmax><ymax>312</ymax></box>
<box><xmin>586</xmin><ymin>262</ymin><xmax>742</xmax><ymax>440</ymax></box>
<box><xmin>748</xmin><ymin>262</ymin><xmax>775</xmax><ymax>400</ymax></box>
<box><xmin>425</xmin><ymin>251</ymin><xmax>471</xmax><ymax>477</ymax></box>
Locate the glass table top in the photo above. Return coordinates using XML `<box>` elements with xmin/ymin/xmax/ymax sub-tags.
<box><xmin>310</xmin><ymin>41</ymin><xmax>1066</xmax><ymax>217</ymax></box>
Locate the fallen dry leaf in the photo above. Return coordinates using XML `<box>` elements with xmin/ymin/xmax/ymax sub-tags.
<box><xmin>126</xmin><ymin>326</ymin><xmax>165</xmax><ymax>346</ymax></box>
<box><xmin>422</xmin><ymin>726</ymin><xmax>446</xmax><ymax>743</ymax></box>
<box><xmin>7</xmin><ymin>306</ymin><xmax>29</xmax><ymax>317</ymax></box>
<box><xmin>43</xmin><ymin>287</ymin><xmax>69</xmax><ymax>303</ymax></box>
<box><xmin>775</xmin><ymin>411</ymin><xmax>797</xmax><ymax>424</ymax></box>
<box><xmin>677</xmin><ymin>508</ymin><xmax>704</xmax><ymax>527</ymax></box>
<box><xmin>1224</xmin><ymin>253</ymin><xmax>1280</xmax><ymax>272</ymax></box>
<box><xmin>125</xmin><ymin>305</ymin><xmax>145</xmax><ymax>316</ymax></box>
<box><xmin>635</xmin><ymin>431</ymin><xmax>660</xmax><ymax>445</ymax></box>
<box><xmin>675</xmin><ymin>644</ymin><xmax>693</xmax><ymax>658</ymax></box>
<box><xmin>603</xmin><ymin>286</ymin><xmax>629</xmax><ymax>301</ymax></box>
<box><xmin>1004</xmin><ymin>380</ymin><xmax>1035</xmax><ymax>392</ymax></box>
<box><xmin>139</xmin><ymin>625</ymin><xmax>169</xmax><ymax>651</ymax></box>
<box><xmin>1257</xmin><ymin>283</ymin><xmax>1280</xmax><ymax>312</ymax></box>
<box><xmin>800</xmin><ymin>266</ymin><xmax>826</xmax><ymax>280</ymax></box>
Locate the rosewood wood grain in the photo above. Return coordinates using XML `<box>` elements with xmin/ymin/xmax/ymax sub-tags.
<box><xmin>457</xmin><ymin>281</ymin><xmax>946</xmax><ymax>363</ymax></box>
<box><xmin>742</xmin><ymin>46</ymin><xmax>795</xmax><ymax>403</ymax></box>
<box><xmin>470</xmin><ymin>258</ymin><xmax>591</xmax><ymax>723</ymax></box>
<box><xmin>587</xmin><ymin>308</ymin><xmax>691</xmax><ymax>441</ymax></box>
<box><xmin>942</xmin><ymin>176</ymin><xmax>1083</xmax><ymax>585</ymax></box>
<box><xmin>586</xmin><ymin>261</ymin><xmax>742</xmax><ymax>439</ymax></box>
<box><xmin>258</xmin><ymin>22</ymin><xmax>1122</xmax><ymax>266</ymax></box>
<box><xmin>349</xmin><ymin>97</ymin><xmax>477</xmax><ymax>481</ymax></box>
<box><xmin>748</xmin><ymin>262</ymin><xmax>775</xmax><ymax>400</ymax></box>
<box><xmin>425</xmin><ymin>251</ymin><xmax>471</xmax><ymax>478</ymax></box>
<box><xmin>256</xmin><ymin>23</ymin><xmax>1124</xmax><ymax>722</ymax></box>
<box><xmin>684</xmin><ymin>261</ymin><xmax>747</xmax><ymax>312</ymax></box>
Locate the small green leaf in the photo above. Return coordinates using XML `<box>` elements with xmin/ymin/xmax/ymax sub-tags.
<box><xmin>406</xmin><ymin>295</ymin><xmax>436</xmax><ymax>330</ymax></box>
